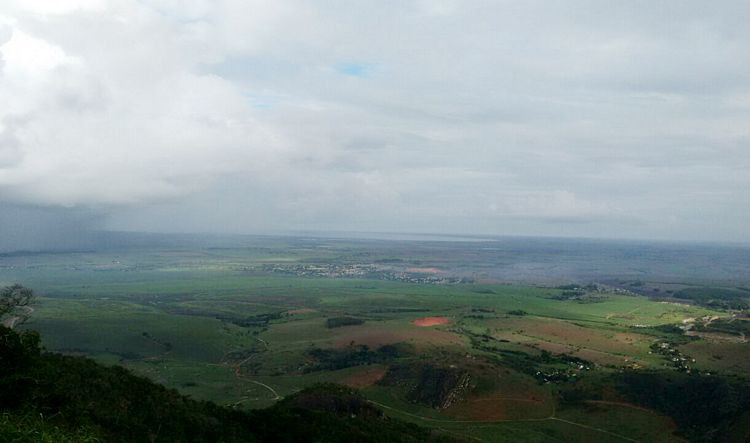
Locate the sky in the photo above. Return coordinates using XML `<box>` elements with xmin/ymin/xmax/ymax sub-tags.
<box><xmin>0</xmin><ymin>0</ymin><xmax>749</xmax><ymax>245</ymax></box>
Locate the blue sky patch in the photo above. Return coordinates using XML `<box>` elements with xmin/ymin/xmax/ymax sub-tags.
<box><xmin>334</xmin><ymin>62</ymin><xmax>373</xmax><ymax>77</ymax></box>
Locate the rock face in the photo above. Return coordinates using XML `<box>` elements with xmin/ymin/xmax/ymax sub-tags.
<box><xmin>1</xmin><ymin>316</ymin><xmax>18</xmax><ymax>328</ymax></box>
<box><xmin>411</xmin><ymin>365</ymin><xmax>472</xmax><ymax>409</ymax></box>
<box><xmin>1</xmin><ymin>307</ymin><xmax>33</xmax><ymax>329</ymax></box>
<box><xmin>380</xmin><ymin>363</ymin><xmax>473</xmax><ymax>409</ymax></box>
<box><xmin>436</xmin><ymin>371</ymin><xmax>472</xmax><ymax>409</ymax></box>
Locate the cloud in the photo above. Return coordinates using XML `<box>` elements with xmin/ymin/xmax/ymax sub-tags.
<box><xmin>0</xmin><ymin>1</ymin><xmax>749</xmax><ymax>241</ymax></box>
<box><xmin>0</xmin><ymin>2</ymin><xmax>283</xmax><ymax>206</ymax></box>
<box><xmin>8</xmin><ymin>0</ymin><xmax>105</xmax><ymax>16</ymax></box>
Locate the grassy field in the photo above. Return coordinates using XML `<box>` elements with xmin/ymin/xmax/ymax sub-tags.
<box><xmin>1</xmin><ymin>239</ymin><xmax>749</xmax><ymax>441</ymax></box>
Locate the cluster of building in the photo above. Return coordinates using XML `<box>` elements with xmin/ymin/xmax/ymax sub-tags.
<box><xmin>649</xmin><ymin>340</ymin><xmax>697</xmax><ymax>373</ymax></box>
<box><xmin>257</xmin><ymin>263</ymin><xmax>468</xmax><ymax>284</ymax></box>
<box><xmin>535</xmin><ymin>362</ymin><xmax>592</xmax><ymax>383</ymax></box>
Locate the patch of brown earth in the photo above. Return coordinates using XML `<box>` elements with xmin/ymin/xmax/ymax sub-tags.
<box><xmin>490</xmin><ymin>317</ymin><xmax>649</xmax><ymax>365</ymax></box>
<box><xmin>332</xmin><ymin>325</ymin><xmax>463</xmax><ymax>349</ymax></box>
<box><xmin>448</xmin><ymin>395</ymin><xmax>550</xmax><ymax>421</ymax></box>
<box><xmin>343</xmin><ymin>366</ymin><xmax>387</xmax><ymax>388</ymax></box>
<box><xmin>413</xmin><ymin>316</ymin><xmax>451</xmax><ymax>327</ymax></box>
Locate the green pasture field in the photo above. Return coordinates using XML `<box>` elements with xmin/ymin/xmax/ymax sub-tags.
<box><xmin>1</xmin><ymin>245</ymin><xmax>747</xmax><ymax>441</ymax></box>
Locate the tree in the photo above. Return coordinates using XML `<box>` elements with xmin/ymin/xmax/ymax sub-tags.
<box><xmin>0</xmin><ymin>284</ymin><xmax>34</xmax><ymax>329</ymax></box>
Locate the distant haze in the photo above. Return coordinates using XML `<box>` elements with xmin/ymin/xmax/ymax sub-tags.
<box><xmin>1</xmin><ymin>1</ymin><xmax>749</xmax><ymax>244</ymax></box>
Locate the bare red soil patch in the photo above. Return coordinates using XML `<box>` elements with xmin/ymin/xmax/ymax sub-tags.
<box><xmin>331</xmin><ymin>323</ymin><xmax>462</xmax><ymax>349</ymax></box>
<box><xmin>413</xmin><ymin>316</ymin><xmax>451</xmax><ymax>327</ymax></box>
<box><xmin>343</xmin><ymin>366</ymin><xmax>387</xmax><ymax>388</ymax></box>
<box><xmin>448</xmin><ymin>395</ymin><xmax>550</xmax><ymax>421</ymax></box>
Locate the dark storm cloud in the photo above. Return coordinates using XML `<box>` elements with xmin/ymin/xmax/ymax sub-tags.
<box><xmin>0</xmin><ymin>203</ymin><xmax>103</xmax><ymax>252</ymax></box>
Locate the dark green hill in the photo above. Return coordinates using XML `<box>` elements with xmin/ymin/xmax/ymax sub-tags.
<box><xmin>0</xmin><ymin>326</ymin><xmax>456</xmax><ymax>442</ymax></box>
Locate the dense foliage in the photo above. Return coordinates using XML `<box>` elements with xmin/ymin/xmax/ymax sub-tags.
<box><xmin>693</xmin><ymin>318</ymin><xmax>750</xmax><ymax>336</ymax></box>
<box><xmin>0</xmin><ymin>412</ymin><xmax>99</xmax><ymax>442</ymax></box>
<box><xmin>559</xmin><ymin>370</ymin><xmax>750</xmax><ymax>441</ymax></box>
<box><xmin>325</xmin><ymin>316</ymin><xmax>365</xmax><ymax>328</ymax></box>
<box><xmin>617</xmin><ymin>371</ymin><xmax>750</xmax><ymax>440</ymax></box>
<box><xmin>304</xmin><ymin>343</ymin><xmax>408</xmax><ymax>372</ymax></box>
<box><xmin>225</xmin><ymin>312</ymin><xmax>285</xmax><ymax>328</ymax></box>
<box><xmin>506</xmin><ymin>309</ymin><xmax>527</xmax><ymax>316</ymax></box>
<box><xmin>674</xmin><ymin>287</ymin><xmax>749</xmax><ymax>309</ymax></box>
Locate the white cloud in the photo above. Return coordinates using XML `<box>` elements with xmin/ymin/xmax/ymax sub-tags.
<box><xmin>9</xmin><ymin>0</ymin><xmax>104</xmax><ymax>15</ymax></box>
<box><xmin>0</xmin><ymin>1</ymin><xmax>749</xmax><ymax>241</ymax></box>
<box><xmin>0</xmin><ymin>2</ymin><xmax>283</xmax><ymax>206</ymax></box>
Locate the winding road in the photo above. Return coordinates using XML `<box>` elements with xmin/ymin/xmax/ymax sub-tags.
<box><xmin>231</xmin><ymin>339</ymin><xmax>282</xmax><ymax>401</ymax></box>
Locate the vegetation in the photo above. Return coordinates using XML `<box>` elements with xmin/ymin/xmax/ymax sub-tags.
<box><xmin>559</xmin><ymin>370</ymin><xmax>750</xmax><ymax>441</ymax></box>
<box><xmin>0</xmin><ymin>325</ymin><xmax>452</xmax><ymax>442</ymax></box>
<box><xmin>0</xmin><ymin>238</ymin><xmax>747</xmax><ymax>442</ymax></box>
<box><xmin>694</xmin><ymin>318</ymin><xmax>750</xmax><ymax>336</ymax></box>
<box><xmin>0</xmin><ymin>412</ymin><xmax>99</xmax><ymax>442</ymax></box>
<box><xmin>617</xmin><ymin>371</ymin><xmax>750</xmax><ymax>440</ymax></box>
<box><xmin>506</xmin><ymin>309</ymin><xmax>527</xmax><ymax>316</ymax></box>
<box><xmin>257</xmin><ymin>384</ymin><xmax>456</xmax><ymax>442</ymax></box>
<box><xmin>674</xmin><ymin>287</ymin><xmax>749</xmax><ymax>309</ymax></box>
<box><xmin>326</xmin><ymin>316</ymin><xmax>365</xmax><ymax>328</ymax></box>
<box><xmin>226</xmin><ymin>312</ymin><xmax>285</xmax><ymax>328</ymax></box>
<box><xmin>305</xmin><ymin>343</ymin><xmax>408</xmax><ymax>372</ymax></box>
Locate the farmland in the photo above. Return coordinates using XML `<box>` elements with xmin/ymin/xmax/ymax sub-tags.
<box><xmin>1</xmin><ymin>234</ymin><xmax>749</xmax><ymax>441</ymax></box>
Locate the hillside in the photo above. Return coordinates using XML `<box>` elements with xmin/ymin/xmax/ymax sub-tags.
<box><xmin>0</xmin><ymin>326</ymin><xmax>456</xmax><ymax>442</ymax></box>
